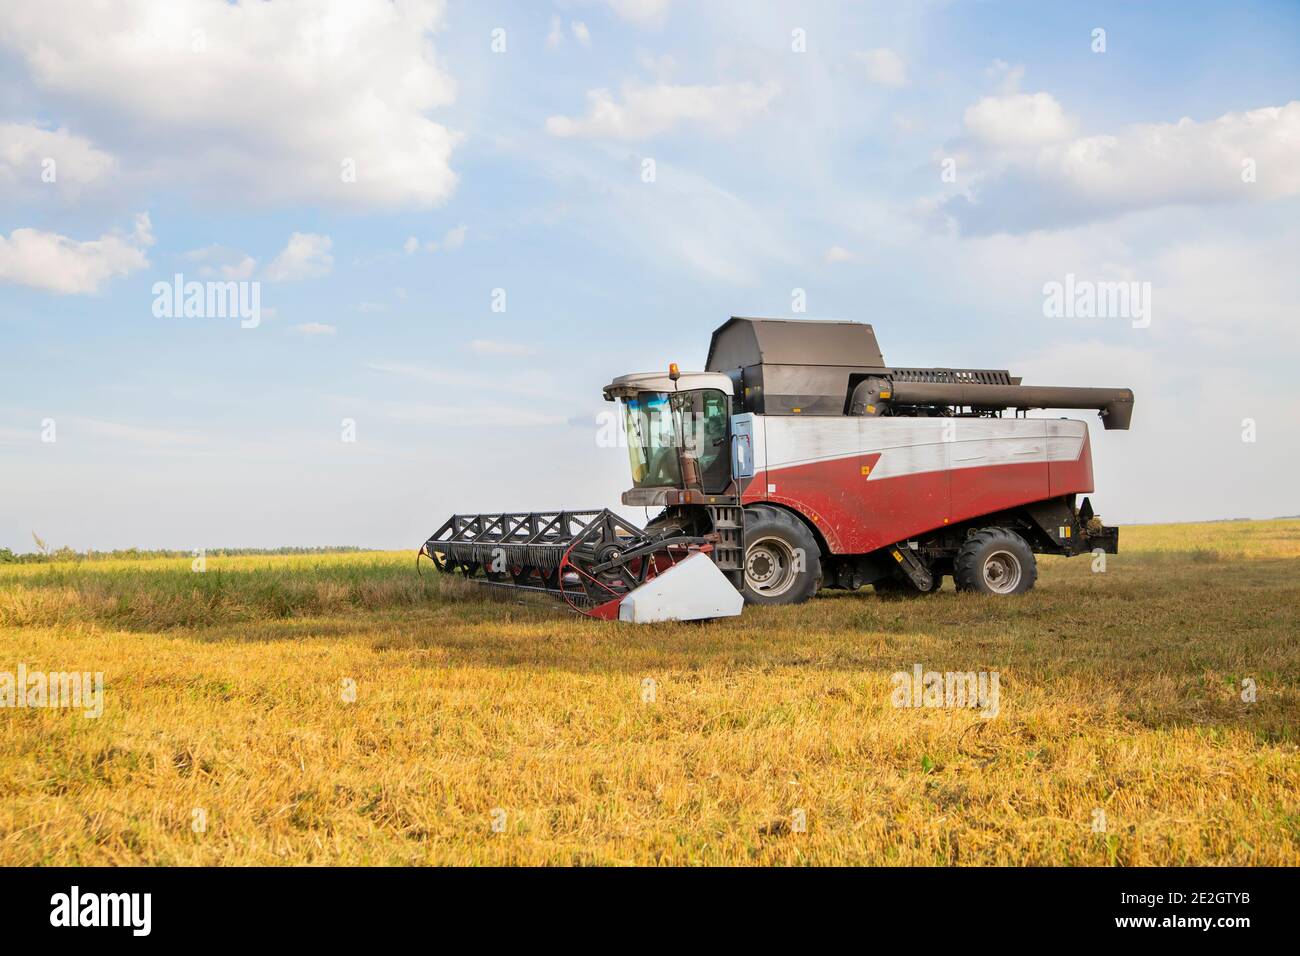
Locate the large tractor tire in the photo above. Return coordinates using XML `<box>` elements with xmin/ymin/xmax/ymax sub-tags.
<box><xmin>954</xmin><ymin>528</ymin><xmax>1037</xmax><ymax>595</ymax></box>
<box><xmin>742</xmin><ymin>505</ymin><xmax>822</xmax><ymax>605</ymax></box>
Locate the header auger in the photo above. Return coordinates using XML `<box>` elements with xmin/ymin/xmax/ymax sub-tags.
<box><xmin>423</xmin><ymin>317</ymin><xmax>1133</xmax><ymax>622</ymax></box>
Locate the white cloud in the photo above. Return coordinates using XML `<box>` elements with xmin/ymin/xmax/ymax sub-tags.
<box><xmin>407</xmin><ymin>224</ymin><xmax>467</xmax><ymax>254</ymax></box>
<box><xmin>0</xmin><ymin>213</ymin><xmax>152</xmax><ymax>294</ymax></box>
<box><xmin>356</xmin><ymin>301</ymin><xmax>386</xmax><ymax>313</ymax></box>
<box><xmin>184</xmin><ymin>245</ymin><xmax>256</xmax><ymax>280</ymax></box>
<box><xmin>893</xmin><ymin>114</ymin><xmax>920</xmax><ymax>135</ymax></box>
<box><xmin>264</xmin><ymin>233</ymin><xmax>333</xmax><ymax>282</ymax></box>
<box><xmin>441</xmin><ymin>224</ymin><xmax>467</xmax><ymax>250</ymax></box>
<box><xmin>546</xmin><ymin>81</ymin><xmax>780</xmax><ymax>140</ymax></box>
<box><xmin>584</xmin><ymin>158</ymin><xmax>795</xmax><ymax>284</ymax></box>
<box><xmin>604</xmin><ymin>0</ymin><xmax>671</xmax><ymax>25</ymax></box>
<box><xmin>294</xmin><ymin>322</ymin><xmax>336</xmax><ymax>335</ymax></box>
<box><xmin>853</xmin><ymin>49</ymin><xmax>906</xmax><ymax>88</ymax></box>
<box><xmin>571</xmin><ymin>21</ymin><xmax>591</xmax><ymax>47</ymax></box>
<box><xmin>941</xmin><ymin>100</ymin><xmax>1300</xmax><ymax>233</ymax></box>
<box><xmin>637</xmin><ymin>53</ymin><xmax>677</xmax><ymax>81</ymax></box>
<box><xmin>985</xmin><ymin>59</ymin><xmax>1025</xmax><ymax>95</ymax></box>
<box><xmin>932</xmin><ymin>216</ymin><xmax>1300</xmax><ymax>351</ymax></box>
<box><xmin>963</xmin><ymin>92</ymin><xmax>1076</xmax><ymax>148</ymax></box>
<box><xmin>0</xmin><ymin>0</ymin><xmax>461</xmax><ymax>210</ymax></box>
<box><xmin>823</xmin><ymin>245</ymin><xmax>855</xmax><ymax>264</ymax></box>
<box><xmin>469</xmin><ymin>338</ymin><xmax>532</xmax><ymax>356</ymax></box>
<box><xmin>546</xmin><ymin>15</ymin><xmax>564</xmax><ymax>49</ymax></box>
<box><xmin>0</xmin><ymin>122</ymin><xmax>114</xmax><ymax>194</ymax></box>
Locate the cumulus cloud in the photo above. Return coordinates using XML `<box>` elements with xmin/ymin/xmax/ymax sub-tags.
<box><xmin>264</xmin><ymin>233</ymin><xmax>333</xmax><ymax>282</ymax></box>
<box><xmin>938</xmin><ymin>99</ymin><xmax>1300</xmax><ymax>234</ymax></box>
<box><xmin>571</xmin><ymin>22</ymin><xmax>591</xmax><ymax>47</ymax></box>
<box><xmin>546</xmin><ymin>81</ymin><xmax>779</xmax><ymax>140</ymax></box>
<box><xmin>294</xmin><ymin>323</ymin><xmax>336</xmax><ymax>335</ymax></box>
<box><xmin>0</xmin><ymin>0</ymin><xmax>461</xmax><ymax>209</ymax></box>
<box><xmin>0</xmin><ymin>122</ymin><xmax>114</xmax><ymax>194</ymax></box>
<box><xmin>824</xmin><ymin>245</ymin><xmax>855</xmax><ymax>263</ymax></box>
<box><xmin>853</xmin><ymin>49</ymin><xmax>906</xmax><ymax>88</ymax></box>
<box><xmin>963</xmin><ymin>92</ymin><xmax>1077</xmax><ymax>148</ymax></box>
<box><xmin>0</xmin><ymin>213</ymin><xmax>152</xmax><ymax>294</ymax></box>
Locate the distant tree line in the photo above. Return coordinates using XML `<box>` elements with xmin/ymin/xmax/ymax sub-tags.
<box><xmin>0</xmin><ymin>546</ymin><xmax>370</xmax><ymax>564</ymax></box>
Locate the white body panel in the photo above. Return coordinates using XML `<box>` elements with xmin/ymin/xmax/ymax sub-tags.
<box><xmin>757</xmin><ymin>416</ymin><xmax>1086</xmax><ymax>479</ymax></box>
<box><xmin>618</xmin><ymin>552</ymin><xmax>745</xmax><ymax>623</ymax></box>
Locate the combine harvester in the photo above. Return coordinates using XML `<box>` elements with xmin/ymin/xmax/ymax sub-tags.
<box><xmin>422</xmin><ymin>318</ymin><xmax>1133</xmax><ymax>622</ymax></box>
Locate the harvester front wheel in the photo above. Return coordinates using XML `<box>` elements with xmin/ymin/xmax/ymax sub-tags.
<box><xmin>954</xmin><ymin>528</ymin><xmax>1037</xmax><ymax>595</ymax></box>
<box><xmin>742</xmin><ymin>505</ymin><xmax>821</xmax><ymax>605</ymax></box>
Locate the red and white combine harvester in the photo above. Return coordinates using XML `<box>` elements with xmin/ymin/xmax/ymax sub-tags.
<box><xmin>423</xmin><ymin>318</ymin><xmax>1134</xmax><ymax>622</ymax></box>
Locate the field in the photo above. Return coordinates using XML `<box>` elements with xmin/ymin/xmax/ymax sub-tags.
<box><xmin>1</xmin><ymin>519</ymin><xmax>1298</xmax><ymax>865</ymax></box>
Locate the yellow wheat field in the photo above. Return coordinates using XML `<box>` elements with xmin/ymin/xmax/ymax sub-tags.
<box><xmin>1</xmin><ymin>519</ymin><xmax>1298</xmax><ymax>865</ymax></box>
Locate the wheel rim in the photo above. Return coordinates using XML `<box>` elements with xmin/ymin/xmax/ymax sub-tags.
<box><xmin>745</xmin><ymin>535</ymin><xmax>798</xmax><ymax>597</ymax></box>
<box><xmin>981</xmin><ymin>549</ymin><xmax>1022</xmax><ymax>594</ymax></box>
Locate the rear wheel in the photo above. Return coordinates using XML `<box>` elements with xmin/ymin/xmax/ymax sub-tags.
<box><xmin>954</xmin><ymin>528</ymin><xmax>1037</xmax><ymax>595</ymax></box>
<box><xmin>742</xmin><ymin>505</ymin><xmax>821</xmax><ymax>605</ymax></box>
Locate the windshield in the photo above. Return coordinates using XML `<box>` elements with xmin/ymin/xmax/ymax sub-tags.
<box><xmin>624</xmin><ymin>392</ymin><xmax>681</xmax><ymax>487</ymax></box>
<box><xmin>623</xmin><ymin>389</ymin><xmax>730</xmax><ymax>491</ymax></box>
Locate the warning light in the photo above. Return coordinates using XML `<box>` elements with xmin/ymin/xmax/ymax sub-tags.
<box><xmin>668</xmin><ymin>362</ymin><xmax>680</xmax><ymax>381</ymax></box>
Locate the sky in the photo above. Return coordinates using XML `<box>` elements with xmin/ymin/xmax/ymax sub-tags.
<box><xmin>1</xmin><ymin>0</ymin><xmax>1298</xmax><ymax>552</ymax></box>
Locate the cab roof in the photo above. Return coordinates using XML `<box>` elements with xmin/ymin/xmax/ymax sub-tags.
<box><xmin>603</xmin><ymin>370</ymin><xmax>735</xmax><ymax>401</ymax></box>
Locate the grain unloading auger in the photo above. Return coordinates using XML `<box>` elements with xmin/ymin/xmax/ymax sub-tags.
<box><xmin>422</xmin><ymin>317</ymin><xmax>1134</xmax><ymax>622</ymax></box>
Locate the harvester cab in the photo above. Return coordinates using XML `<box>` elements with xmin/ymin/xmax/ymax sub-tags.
<box><xmin>603</xmin><ymin>371</ymin><xmax>737</xmax><ymax>497</ymax></box>
<box><xmin>422</xmin><ymin>317</ymin><xmax>1134</xmax><ymax>622</ymax></box>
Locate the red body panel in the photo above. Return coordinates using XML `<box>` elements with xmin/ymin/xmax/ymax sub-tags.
<box><xmin>1050</xmin><ymin>427</ymin><xmax>1094</xmax><ymax>497</ymax></box>
<box><xmin>740</xmin><ymin>417</ymin><xmax>1097</xmax><ymax>556</ymax></box>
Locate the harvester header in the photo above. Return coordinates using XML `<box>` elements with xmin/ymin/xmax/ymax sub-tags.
<box><xmin>423</xmin><ymin>317</ymin><xmax>1134</xmax><ymax>622</ymax></box>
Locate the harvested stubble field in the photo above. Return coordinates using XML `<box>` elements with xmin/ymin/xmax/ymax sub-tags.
<box><xmin>1</xmin><ymin>519</ymin><xmax>1297</xmax><ymax>866</ymax></box>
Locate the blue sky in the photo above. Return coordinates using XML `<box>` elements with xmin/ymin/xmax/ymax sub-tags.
<box><xmin>2</xmin><ymin>0</ymin><xmax>1298</xmax><ymax>551</ymax></box>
